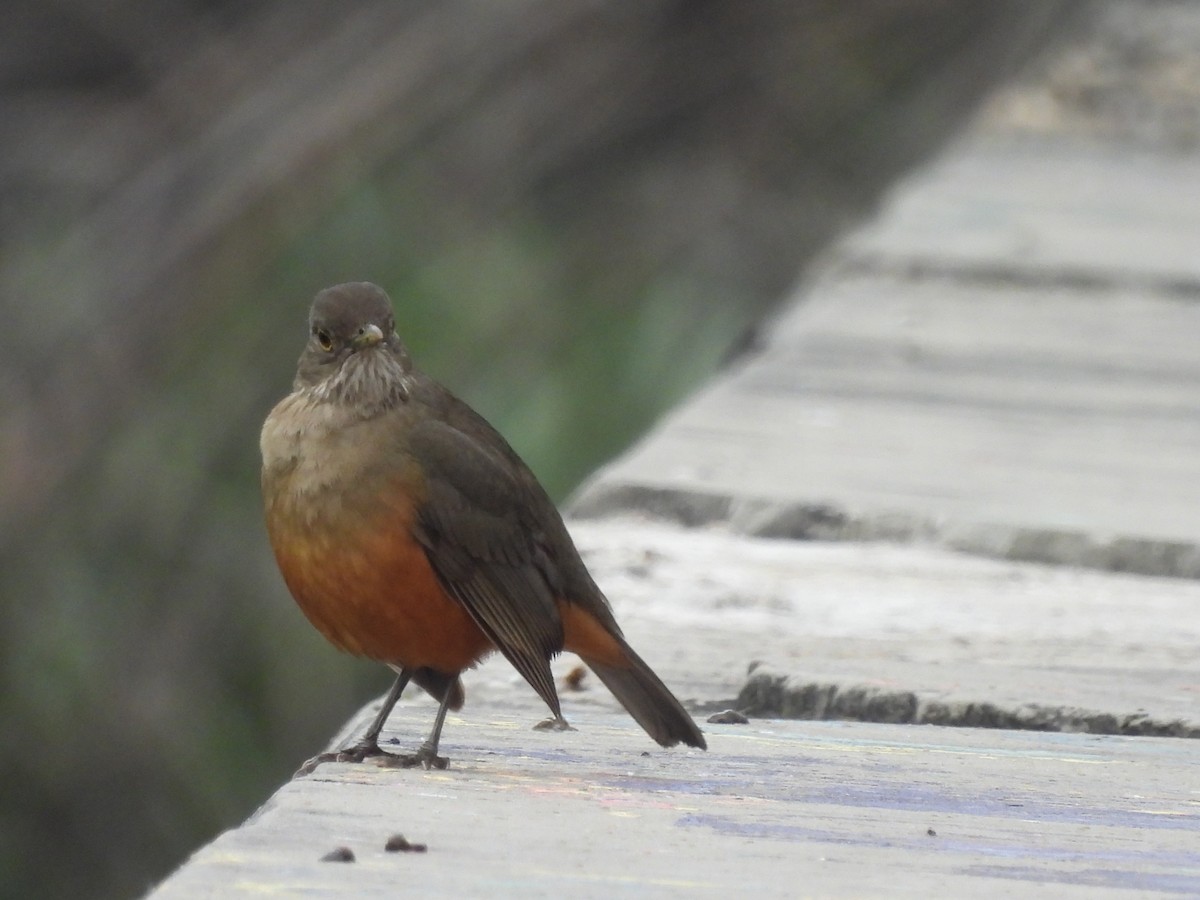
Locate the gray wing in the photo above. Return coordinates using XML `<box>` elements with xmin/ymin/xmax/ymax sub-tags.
<box><xmin>407</xmin><ymin>417</ymin><xmax>564</xmax><ymax>715</ymax></box>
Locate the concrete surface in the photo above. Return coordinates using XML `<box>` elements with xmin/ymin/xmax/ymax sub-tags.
<box><xmin>150</xmin><ymin>711</ymin><xmax>1200</xmax><ymax>899</ymax></box>
<box><xmin>146</xmin><ymin>519</ymin><xmax>1200</xmax><ymax>897</ymax></box>
<box><xmin>569</xmin><ymin>139</ymin><xmax>1200</xmax><ymax>577</ymax></box>
<box><xmin>149</xmin><ymin>4</ymin><xmax>1200</xmax><ymax>896</ymax></box>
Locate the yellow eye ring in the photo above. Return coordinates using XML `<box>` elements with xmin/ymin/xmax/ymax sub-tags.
<box><xmin>315</xmin><ymin>328</ymin><xmax>333</xmax><ymax>352</ymax></box>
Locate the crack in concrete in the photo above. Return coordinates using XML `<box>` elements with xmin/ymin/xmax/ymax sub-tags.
<box><xmin>735</xmin><ymin>670</ymin><xmax>1200</xmax><ymax>739</ymax></box>
<box><xmin>569</xmin><ymin>482</ymin><xmax>1200</xmax><ymax>580</ymax></box>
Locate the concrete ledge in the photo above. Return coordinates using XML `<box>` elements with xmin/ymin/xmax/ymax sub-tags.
<box><xmin>737</xmin><ymin>666</ymin><xmax>1200</xmax><ymax>740</ymax></box>
<box><xmin>148</xmin><ymin>711</ymin><xmax>1200</xmax><ymax>898</ymax></box>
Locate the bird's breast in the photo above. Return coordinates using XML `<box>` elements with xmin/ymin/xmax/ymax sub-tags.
<box><xmin>260</xmin><ymin>392</ymin><xmax>491</xmax><ymax>670</ymax></box>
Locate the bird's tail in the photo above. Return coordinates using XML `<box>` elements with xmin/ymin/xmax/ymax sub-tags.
<box><xmin>583</xmin><ymin>640</ymin><xmax>706</xmax><ymax>750</ymax></box>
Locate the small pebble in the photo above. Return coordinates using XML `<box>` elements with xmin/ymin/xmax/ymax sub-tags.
<box><xmin>385</xmin><ymin>833</ymin><xmax>428</xmax><ymax>853</ymax></box>
<box><xmin>321</xmin><ymin>846</ymin><xmax>355</xmax><ymax>862</ymax></box>
<box><xmin>926</xmin><ymin>828</ymin><xmax>937</xmax><ymax>837</ymax></box>
<box><xmin>564</xmin><ymin>665</ymin><xmax>588</xmax><ymax>691</ymax></box>
<box><xmin>707</xmin><ymin>709</ymin><xmax>750</xmax><ymax>725</ymax></box>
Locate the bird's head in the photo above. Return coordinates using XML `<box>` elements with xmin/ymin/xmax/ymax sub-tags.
<box><xmin>294</xmin><ymin>282</ymin><xmax>414</xmax><ymax>409</ymax></box>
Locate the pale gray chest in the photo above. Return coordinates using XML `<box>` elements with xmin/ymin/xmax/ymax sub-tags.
<box><xmin>261</xmin><ymin>392</ymin><xmax>412</xmax><ymax>521</ymax></box>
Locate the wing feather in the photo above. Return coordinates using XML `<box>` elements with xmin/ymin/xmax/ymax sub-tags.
<box><xmin>407</xmin><ymin>417</ymin><xmax>563</xmax><ymax>714</ymax></box>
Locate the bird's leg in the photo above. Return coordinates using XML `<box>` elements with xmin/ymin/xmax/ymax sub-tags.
<box><xmin>343</xmin><ymin>667</ymin><xmax>413</xmax><ymax>756</ymax></box>
<box><xmin>296</xmin><ymin>669</ymin><xmax>412</xmax><ymax>775</ymax></box>
<box><xmin>397</xmin><ymin>691</ymin><xmax>452</xmax><ymax>770</ymax></box>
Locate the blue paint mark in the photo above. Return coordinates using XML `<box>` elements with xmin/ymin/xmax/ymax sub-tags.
<box><xmin>793</xmin><ymin>782</ymin><xmax>1200</xmax><ymax>832</ymax></box>
<box><xmin>600</xmin><ymin>756</ymin><xmax>1200</xmax><ymax>834</ymax></box>
<box><xmin>962</xmin><ymin>864</ymin><xmax>1200</xmax><ymax>895</ymax></box>
<box><xmin>679</xmin><ymin>812</ymin><xmax>1200</xmax><ymax>871</ymax></box>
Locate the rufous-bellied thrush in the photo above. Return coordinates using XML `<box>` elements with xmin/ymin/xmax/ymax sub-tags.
<box><xmin>261</xmin><ymin>282</ymin><xmax>705</xmax><ymax>771</ymax></box>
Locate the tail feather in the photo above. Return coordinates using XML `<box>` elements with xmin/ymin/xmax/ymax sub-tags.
<box><xmin>584</xmin><ymin>642</ymin><xmax>706</xmax><ymax>750</ymax></box>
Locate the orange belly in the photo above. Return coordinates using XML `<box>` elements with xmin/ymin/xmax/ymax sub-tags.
<box><xmin>267</xmin><ymin>499</ymin><xmax>493</xmax><ymax>673</ymax></box>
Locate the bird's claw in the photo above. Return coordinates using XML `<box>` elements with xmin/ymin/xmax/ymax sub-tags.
<box><xmin>296</xmin><ymin>739</ymin><xmax>448</xmax><ymax>775</ymax></box>
<box><xmin>533</xmin><ymin>716</ymin><xmax>575</xmax><ymax>733</ymax></box>
<box><xmin>377</xmin><ymin>745</ymin><xmax>449</xmax><ymax>770</ymax></box>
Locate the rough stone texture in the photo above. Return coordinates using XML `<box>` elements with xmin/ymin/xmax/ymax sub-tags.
<box><xmin>737</xmin><ymin>669</ymin><xmax>1200</xmax><ymax>739</ymax></box>
<box><xmin>147</xmin><ymin>710</ymin><xmax>1200</xmax><ymax>899</ymax></box>
<box><xmin>569</xmin><ymin>148</ymin><xmax>1200</xmax><ymax>579</ymax></box>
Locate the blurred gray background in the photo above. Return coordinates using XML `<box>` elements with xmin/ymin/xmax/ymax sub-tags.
<box><xmin>0</xmin><ymin>2</ymin><xmax>1092</xmax><ymax>897</ymax></box>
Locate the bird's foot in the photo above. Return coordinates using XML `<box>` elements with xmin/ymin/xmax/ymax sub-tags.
<box><xmin>377</xmin><ymin>741</ymin><xmax>449</xmax><ymax>771</ymax></box>
<box><xmin>533</xmin><ymin>715</ymin><xmax>576</xmax><ymax>733</ymax></box>
<box><xmin>296</xmin><ymin>738</ymin><xmax>447</xmax><ymax>775</ymax></box>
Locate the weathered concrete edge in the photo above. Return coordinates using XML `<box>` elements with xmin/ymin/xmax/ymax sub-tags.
<box><xmin>734</xmin><ymin>666</ymin><xmax>1200</xmax><ymax>739</ymax></box>
<box><xmin>567</xmin><ymin>480</ymin><xmax>1200</xmax><ymax>580</ymax></box>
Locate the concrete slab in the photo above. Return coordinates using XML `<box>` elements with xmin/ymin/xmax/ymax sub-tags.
<box><xmin>148</xmin><ymin>712</ymin><xmax>1200</xmax><ymax>899</ymax></box>
<box><xmin>843</xmin><ymin>137</ymin><xmax>1200</xmax><ymax>286</ymax></box>
<box><xmin>146</xmin><ymin>518</ymin><xmax>1200</xmax><ymax>897</ymax></box>
<box><xmin>571</xmin><ymin>141</ymin><xmax>1200</xmax><ymax>577</ymax></box>
<box><xmin>566</xmin><ymin>519</ymin><xmax>1200</xmax><ymax>735</ymax></box>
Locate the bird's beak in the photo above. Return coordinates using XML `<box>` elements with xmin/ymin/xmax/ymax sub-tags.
<box><xmin>352</xmin><ymin>323</ymin><xmax>385</xmax><ymax>350</ymax></box>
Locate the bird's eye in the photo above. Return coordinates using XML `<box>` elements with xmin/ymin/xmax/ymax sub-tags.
<box><xmin>315</xmin><ymin>328</ymin><xmax>334</xmax><ymax>352</ymax></box>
